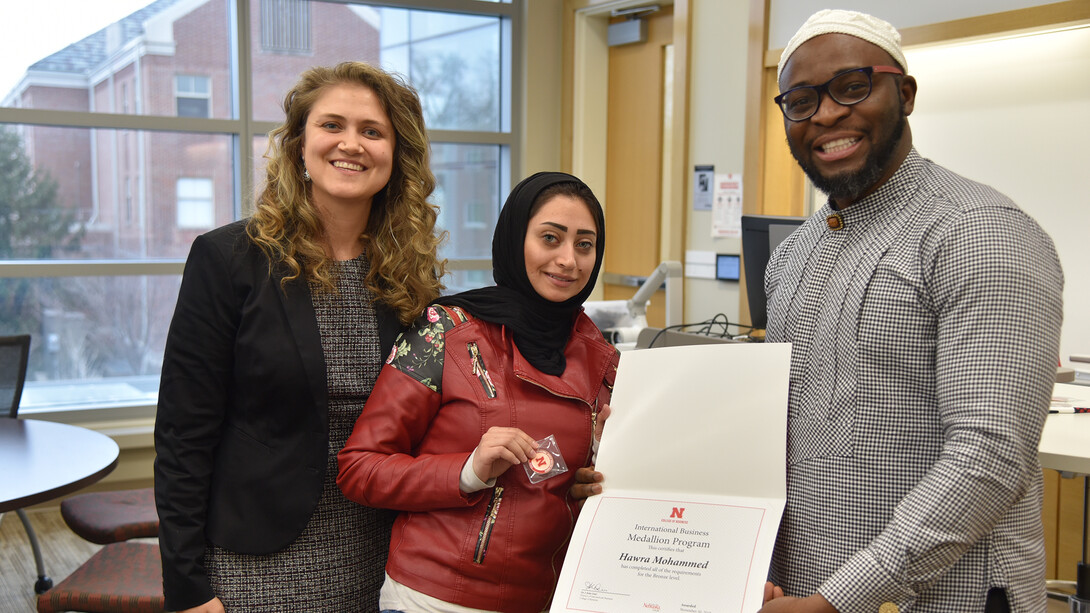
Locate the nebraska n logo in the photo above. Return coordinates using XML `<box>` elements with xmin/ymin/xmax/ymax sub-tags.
<box><xmin>669</xmin><ymin>507</ymin><xmax>685</xmax><ymax>519</ymax></box>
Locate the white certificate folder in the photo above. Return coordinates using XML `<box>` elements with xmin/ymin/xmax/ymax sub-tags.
<box><xmin>552</xmin><ymin>342</ymin><xmax>791</xmax><ymax>613</ymax></box>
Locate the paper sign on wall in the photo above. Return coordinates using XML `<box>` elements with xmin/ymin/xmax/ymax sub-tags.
<box><xmin>712</xmin><ymin>173</ymin><xmax>743</xmax><ymax>238</ymax></box>
<box><xmin>693</xmin><ymin>165</ymin><xmax>715</xmax><ymax>211</ymax></box>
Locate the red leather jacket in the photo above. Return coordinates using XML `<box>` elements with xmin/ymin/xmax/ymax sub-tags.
<box><xmin>337</xmin><ymin>305</ymin><xmax>618</xmax><ymax>613</ymax></box>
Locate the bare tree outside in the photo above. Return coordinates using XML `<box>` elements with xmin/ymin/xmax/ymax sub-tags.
<box><xmin>0</xmin><ymin>129</ymin><xmax>88</xmax><ymax>379</ymax></box>
<box><xmin>412</xmin><ymin>51</ymin><xmax>499</xmax><ymax>131</ymax></box>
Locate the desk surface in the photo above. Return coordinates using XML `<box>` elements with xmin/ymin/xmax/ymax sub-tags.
<box><xmin>1038</xmin><ymin>383</ymin><xmax>1090</xmax><ymax>475</ymax></box>
<box><xmin>0</xmin><ymin>417</ymin><xmax>119</xmax><ymax>513</ymax></box>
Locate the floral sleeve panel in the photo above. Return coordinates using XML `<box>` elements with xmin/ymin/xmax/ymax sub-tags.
<box><xmin>384</xmin><ymin>305</ymin><xmax>458</xmax><ymax>394</ymax></box>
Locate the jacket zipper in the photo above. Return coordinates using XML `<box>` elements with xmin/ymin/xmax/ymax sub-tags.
<box><xmin>515</xmin><ymin>365</ymin><xmax>614</xmax><ymax>582</ymax></box>
<box><xmin>474</xmin><ymin>485</ymin><xmax>504</xmax><ymax>564</ymax></box>
<box><xmin>514</xmin><ymin>373</ymin><xmax>590</xmax><ymax>406</ymax></box>
<box><xmin>548</xmin><ymin>486</ymin><xmax>578</xmax><ymax>597</ymax></box>
<box><xmin>517</xmin><ymin>373</ymin><xmax>597</xmax><ymax>587</ymax></box>
<box><xmin>468</xmin><ymin>342</ymin><xmax>497</xmax><ymax>398</ymax></box>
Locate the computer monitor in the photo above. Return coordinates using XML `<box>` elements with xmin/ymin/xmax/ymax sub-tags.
<box><xmin>741</xmin><ymin>214</ymin><xmax>807</xmax><ymax>330</ymax></box>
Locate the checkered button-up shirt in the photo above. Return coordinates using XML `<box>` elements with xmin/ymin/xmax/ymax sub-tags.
<box><xmin>765</xmin><ymin>149</ymin><xmax>1064</xmax><ymax>612</ymax></box>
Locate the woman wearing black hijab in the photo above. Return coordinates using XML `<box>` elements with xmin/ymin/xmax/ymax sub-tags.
<box><xmin>338</xmin><ymin>172</ymin><xmax>619</xmax><ymax>613</ymax></box>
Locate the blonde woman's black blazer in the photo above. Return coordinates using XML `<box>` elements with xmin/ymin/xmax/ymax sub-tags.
<box><xmin>153</xmin><ymin>220</ymin><xmax>402</xmax><ymax>610</ymax></box>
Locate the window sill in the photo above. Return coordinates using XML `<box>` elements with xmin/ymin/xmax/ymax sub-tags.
<box><xmin>19</xmin><ymin>377</ymin><xmax>158</xmax><ymax>450</ymax></box>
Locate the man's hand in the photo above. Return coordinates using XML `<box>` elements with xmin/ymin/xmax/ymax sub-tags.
<box><xmin>571</xmin><ymin>402</ymin><xmax>613</xmax><ymax>500</ymax></box>
<box><xmin>757</xmin><ymin>589</ymin><xmax>836</xmax><ymax>613</ymax></box>
<box><xmin>594</xmin><ymin>403</ymin><xmax>611</xmax><ymax>441</ymax></box>
<box><xmin>570</xmin><ymin>466</ymin><xmax>604</xmax><ymax>499</ymax></box>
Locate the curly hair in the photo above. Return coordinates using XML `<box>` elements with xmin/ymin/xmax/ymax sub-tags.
<box><xmin>247</xmin><ymin>61</ymin><xmax>446</xmax><ymax>325</ymax></box>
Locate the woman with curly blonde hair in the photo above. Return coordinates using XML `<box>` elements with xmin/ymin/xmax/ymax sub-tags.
<box><xmin>155</xmin><ymin>61</ymin><xmax>445</xmax><ymax>613</ymax></box>
<box><xmin>250</xmin><ymin>60</ymin><xmax>445</xmax><ymax>322</ymax></box>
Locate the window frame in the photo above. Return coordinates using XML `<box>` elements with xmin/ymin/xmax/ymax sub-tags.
<box><xmin>0</xmin><ymin>0</ymin><xmax>523</xmax><ymax>422</ymax></box>
<box><xmin>176</xmin><ymin>177</ymin><xmax>216</xmax><ymax>229</ymax></box>
<box><xmin>174</xmin><ymin>74</ymin><xmax>213</xmax><ymax>118</ymax></box>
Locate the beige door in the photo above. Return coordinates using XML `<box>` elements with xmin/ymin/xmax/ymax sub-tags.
<box><xmin>601</xmin><ymin>7</ymin><xmax>673</xmax><ymax>328</ymax></box>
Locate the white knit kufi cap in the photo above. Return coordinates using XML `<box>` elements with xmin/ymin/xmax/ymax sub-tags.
<box><xmin>777</xmin><ymin>9</ymin><xmax>907</xmax><ymax>82</ymax></box>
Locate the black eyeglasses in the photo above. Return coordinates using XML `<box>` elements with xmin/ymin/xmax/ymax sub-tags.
<box><xmin>774</xmin><ymin>65</ymin><xmax>904</xmax><ymax>122</ymax></box>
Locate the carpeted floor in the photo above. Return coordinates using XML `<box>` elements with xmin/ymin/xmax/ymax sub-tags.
<box><xmin>0</xmin><ymin>508</ymin><xmax>101</xmax><ymax>612</ymax></box>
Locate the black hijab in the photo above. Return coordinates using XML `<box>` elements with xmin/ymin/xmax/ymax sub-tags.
<box><xmin>436</xmin><ymin>172</ymin><xmax>605</xmax><ymax>376</ymax></box>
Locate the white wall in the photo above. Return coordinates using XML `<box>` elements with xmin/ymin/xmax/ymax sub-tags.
<box><xmin>683</xmin><ymin>0</ymin><xmax>753</xmax><ymax>327</ymax></box>
<box><xmin>768</xmin><ymin>0</ymin><xmax>1060</xmax><ymax>49</ymax></box>
<box><xmin>906</xmin><ymin>27</ymin><xmax>1090</xmax><ymax>365</ymax></box>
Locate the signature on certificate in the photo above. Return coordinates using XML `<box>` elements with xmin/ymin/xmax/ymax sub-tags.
<box><xmin>577</xmin><ymin>580</ymin><xmax>628</xmax><ymax>602</ymax></box>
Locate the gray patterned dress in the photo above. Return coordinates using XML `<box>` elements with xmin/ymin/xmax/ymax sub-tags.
<box><xmin>205</xmin><ymin>253</ymin><xmax>394</xmax><ymax>611</ymax></box>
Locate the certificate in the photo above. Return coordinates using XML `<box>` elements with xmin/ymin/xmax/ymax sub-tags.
<box><xmin>552</xmin><ymin>342</ymin><xmax>791</xmax><ymax>613</ymax></box>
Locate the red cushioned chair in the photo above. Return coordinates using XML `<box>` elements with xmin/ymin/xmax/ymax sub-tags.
<box><xmin>60</xmin><ymin>488</ymin><xmax>159</xmax><ymax>545</ymax></box>
<box><xmin>36</xmin><ymin>542</ymin><xmax>165</xmax><ymax>613</ymax></box>
<box><xmin>37</xmin><ymin>490</ymin><xmax>164</xmax><ymax>612</ymax></box>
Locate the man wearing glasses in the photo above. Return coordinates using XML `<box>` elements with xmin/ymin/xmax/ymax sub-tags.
<box><xmin>759</xmin><ymin>10</ymin><xmax>1063</xmax><ymax>613</ymax></box>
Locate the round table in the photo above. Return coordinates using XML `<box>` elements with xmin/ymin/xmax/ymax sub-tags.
<box><xmin>0</xmin><ymin>417</ymin><xmax>119</xmax><ymax>513</ymax></box>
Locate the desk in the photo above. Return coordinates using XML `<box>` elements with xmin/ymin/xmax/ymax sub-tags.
<box><xmin>0</xmin><ymin>418</ymin><xmax>119</xmax><ymax>513</ymax></box>
<box><xmin>1040</xmin><ymin>383</ymin><xmax>1090</xmax><ymax>475</ymax></box>
<box><xmin>1040</xmin><ymin>383</ymin><xmax>1090</xmax><ymax>604</ymax></box>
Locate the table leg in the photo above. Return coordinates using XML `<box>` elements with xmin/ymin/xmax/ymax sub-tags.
<box><xmin>15</xmin><ymin>509</ymin><xmax>54</xmax><ymax>594</ymax></box>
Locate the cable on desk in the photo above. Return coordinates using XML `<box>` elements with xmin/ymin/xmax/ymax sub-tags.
<box><xmin>644</xmin><ymin>313</ymin><xmax>759</xmax><ymax>349</ymax></box>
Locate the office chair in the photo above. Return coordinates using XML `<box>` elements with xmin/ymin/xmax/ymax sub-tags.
<box><xmin>1</xmin><ymin>333</ymin><xmax>30</xmax><ymax>420</ymax></box>
<box><xmin>0</xmin><ymin>334</ymin><xmax>55</xmax><ymax>594</ymax></box>
<box><xmin>0</xmin><ymin>332</ymin><xmax>163</xmax><ymax>612</ymax></box>
<box><xmin>36</xmin><ymin>403</ymin><xmax>161</xmax><ymax>611</ymax></box>
<box><xmin>37</xmin><ymin>492</ymin><xmax>164</xmax><ymax>613</ymax></box>
<box><xmin>34</xmin><ymin>401</ymin><xmax>164</xmax><ymax>611</ymax></box>
<box><xmin>60</xmin><ymin>488</ymin><xmax>158</xmax><ymax>545</ymax></box>
<box><xmin>36</xmin><ymin>540</ymin><xmax>165</xmax><ymax>613</ymax></box>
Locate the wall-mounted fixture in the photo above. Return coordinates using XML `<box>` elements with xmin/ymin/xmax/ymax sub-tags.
<box><xmin>608</xmin><ymin>4</ymin><xmax>660</xmax><ymax>47</ymax></box>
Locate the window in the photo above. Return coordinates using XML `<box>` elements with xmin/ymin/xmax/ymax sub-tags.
<box><xmin>176</xmin><ymin>178</ymin><xmax>215</xmax><ymax>229</ymax></box>
<box><xmin>125</xmin><ymin>177</ymin><xmax>133</xmax><ymax>223</ymax></box>
<box><xmin>0</xmin><ymin>0</ymin><xmax>519</xmax><ymax>417</ymax></box>
<box><xmin>261</xmin><ymin>0</ymin><xmax>311</xmax><ymax>53</ymax></box>
<box><xmin>465</xmin><ymin>200</ymin><xmax>488</xmax><ymax>229</ymax></box>
<box><xmin>175</xmin><ymin>75</ymin><xmax>211</xmax><ymax>118</ymax></box>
